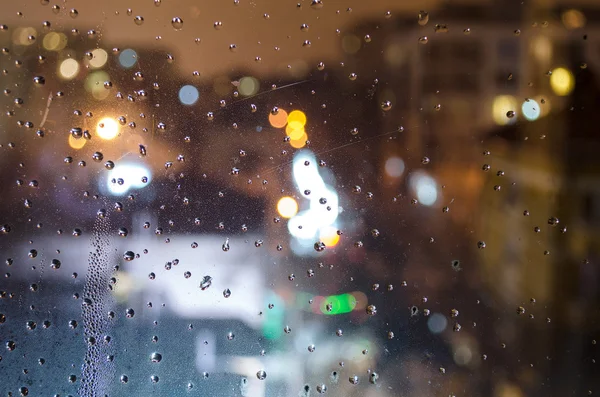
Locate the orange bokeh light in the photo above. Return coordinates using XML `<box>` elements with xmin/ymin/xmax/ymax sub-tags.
<box><xmin>289</xmin><ymin>132</ymin><xmax>307</xmax><ymax>148</ymax></box>
<box><xmin>269</xmin><ymin>109</ymin><xmax>288</xmax><ymax>128</ymax></box>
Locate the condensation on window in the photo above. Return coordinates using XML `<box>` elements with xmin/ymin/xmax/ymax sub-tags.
<box><xmin>0</xmin><ymin>1</ymin><xmax>599</xmax><ymax>397</ymax></box>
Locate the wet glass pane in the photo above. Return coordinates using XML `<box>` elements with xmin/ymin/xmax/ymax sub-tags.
<box><xmin>0</xmin><ymin>1</ymin><xmax>599</xmax><ymax>396</ymax></box>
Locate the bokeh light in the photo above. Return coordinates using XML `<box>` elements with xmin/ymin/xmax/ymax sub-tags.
<box><xmin>385</xmin><ymin>157</ymin><xmax>405</xmax><ymax>178</ymax></box>
<box><xmin>85</xmin><ymin>71</ymin><xmax>111</xmax><ymax>100</ymax></box>
<box><xmin>289</xmin><ymin>132</ymin><xmax>308</xmax><ymax>149</ymax></box>
<box><xmin>59</xmin><ymin>59</ymin><xmax>79</xmax><ymax>80</ymax></box>
<box><xmin>277</xmin><ymin>197</ymin><xmax>298</xmax><ymax>218</ymax></box>
<box><xmin>320</xmin><ymin>293</ymin><xmax>357</xmax><ymax>315</ymax></box>
<box><xmin>285</xmin><ymin>123</ymin><xmax>305</xmax><ymax>140</ymax></box>
<box><xmin>118</xmin><ymin>49</ymin><xmax>138</xmax><ymax>68</ymax></box>
<box><xmin>96</xmin><ymin>118</ymin><xmax>119</xmax><ymax>140</ymax></box>
<box><xmin>492</xmin><ymin>95</ymin><xmax>518</xmax><ymax>125</ymax></box>
<box><xmin>521</xmin><ymin>99</ymin><xmax>541</xmax><ymax>121</ymax></box>
<box><xmin>89</xmin><ymin>49</ymin><xmax>108</xmax><ymax>68</ymax></box>
<box><xmin>562</xmin><ymin>9</ymin><xmax>586</xmax><ymax>30</ymax></box>
<box><xmin>178</xmin><ymin>85</ymin><xmax>199</xmax><ymax>105</ymax></box>
<box><xmin>13</xmin><ymin>27</ymin><xmax>36</xmax><ymax>46</ymax></box>
<box><xmin>68</xmin><ymin>134</ymin><xmax>86</xmax><ymax>150</ymax></box>
<box><xmin>550</xmin><ymin>67</ymin><xmax>574</xmax><ymax>96</ymax></box>
<box><xmin>239</xmin><ymin>76</ymin><xmax>259</xmax><ymax>96</ymax></box>
<box><xmin>319</xmin><ymin>226</ymin><xmax>340</xmax><ymax>247</ymax></box>
<box><xmin>42</xmin><ymin>32</ymin><xmax>67</xmax><ymax>51</ymax></box>
<box><xmin>269</xmin><ymin>109</ymin><xmax>288</xmax><ymax>128</ymax></box>
<box><xmin>410</xmin><ymin>171</ymin><xmax>438</xmax><ymax>206</ymax></box>
<box><xmin>287</xmin><ymin>110</ymin><xmax>307</xmax><ymax>127</ymax></box>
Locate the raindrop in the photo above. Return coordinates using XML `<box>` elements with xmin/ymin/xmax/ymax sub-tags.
<box><xmin>134</xmin><ymin>16</ymin><xmax>144</xmax><ymax>25</ymax></box>
<box><xmin>223</xmin><ymin>288</ymin><xmax>231</xmax><ymax>298</ymax></box>
<box><xmin>310</xmin><ymin>0</ymin><xmax>323</xmax><ymax>9</ymax></box>
<box><xmin>381</xmin><ymin>100</ymin><xmax>392</xmax><ymax>111</ymax></box>
<box><xmin>418</xmin><ymin>11</ymin><xmax>429</xmax><ymax>26</ymax></box>
<box><xmin>256</xmin><ymin>370</ymin><xmax>267</xmax><ymax>380</ymax></box>
<box><xmin>150</xmin><ymin>352</ymin><xmax>162</xmax><ymax>363</ymax></box>
<box><xmin>171</xmin><ymin>17</ymin><xmax>183</xmax><ymax>29</ymax></box>
<box><xmin>200</xmin><ymin>275</ymin><xmax>212</xmax><ymax>290</ymax></box>
<box><xmin>314</xmin><ymin>241</ymin><xmax>326</xmax><ymax>252</ymax></box>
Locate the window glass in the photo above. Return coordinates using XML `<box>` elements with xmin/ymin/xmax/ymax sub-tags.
<box><xmin>0</xmin><ymin>1</ymin><xmax>599</xmax><ymax>396</ymax></box>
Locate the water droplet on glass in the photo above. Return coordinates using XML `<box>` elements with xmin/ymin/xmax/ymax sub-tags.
<box><xmin>366</xmin><ymin>305</ymin><xmax>377</xmax><ymax>315</ymax></box>
<box><xmin>381</xmin><ymin>100</ymin><xmax>392</xmax><ymax>111</ymax></box>
<box><xmin>172</xmin><ymin>17</ymin><xmax>183</xmax><ymax>29</ymax></box>
<box><xmin>418</xmin><ymin>10</ymin><xmax>429</xmax><ymax>25</ymax></box>
<box><xmin>256</xmin><ymin>370</ymin><xmax>267</xmax><ymax>380</ymax></box>
<box><xmin>150</xmin><ymin>352</ymin><xmax>162</xmax><ymax>363</ymax></box>
<box><xmin>418</xmin><ymin>36</ymin><xmax>429</xmax><ymax>44</ymax></box>
<box><xmin>200</xmin><ymin>275</ymin><xmax>212</xmax><ymax>290</ymax></box>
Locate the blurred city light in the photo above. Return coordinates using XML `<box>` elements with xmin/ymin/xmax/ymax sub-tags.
<box><xmin>550</xmin><ymin>67</ymin><xmax>574</xmax><ymax>96</ymax></box>
<box><xmin>319</xmin><ymin>225</ymin><xmax>340</xmax><ymax>247</ymax></box>
<box><xmin>118</xmin><ymin>48</ymin><xmax>138</xmax><ymax>68</ymax></box>
<box><xmin>88</xmin><ymin>48</ymin><xmax>108</xmax><ymax>68</ymax></box>
<box><xmin>277</xmin><ymin>197</ymin><xmax>298</xmax><ymax>219</ymax></box>
<box><xmin>427</xmin><ymin>313</ymin><xmax>448</xmax><ymax>334</ymax></box>
<box><xmin>85</xmin><ymin>71</ymin><xmax>111</xmax><ymax>100</ymax></box>
<box><xmin>385</xmin><ymin>156</ymin><xmax>405</xmax><ymax>178</ymax></box>
<box><xmin>521</xmin><ymin>99</ymin><xmax>541</xmax><ymax>121</ymax></box>
<box><xmin>68</xmin><ymin>134</ymin><xmax>86</xmax><ymax>150</ymax></box>
<box><xmin>105</xmin><ymin>163</ymin><xmax>151</xmax><ymax>196</ymax></box>
<box><xmin>238</xmin><ymin>76</ymin><xmax>259</xmax><ymax>96</ymax></box>
<box><xmin>59</xmin><ymin>59</ymin><xmax>79</xmax><ymax>80</ymax></box>
<box><xmin>320</xmin><ymin>293</ymin><xmax>357</xmax><ymax>315</ymax></box>
<box><xmin>562</xmin><ymin>9</ymin><xmax>586</xmax><ymax>30</ymax></box>
<box><xmin>12</xmin><ymin>27</ymin><xmax>36</xmax><ymax>46</ymax></box>
<box><xmin>268</xmin><ymin>109</ymin><xmax>288</xmax><ymax>128</ymax></box>
<box><xmin>530</xmin><ymin>35</ymin><xmax>552</xmax><ymax>63</ymax></box>
<box><xmin>178</xmin><ymin>85</ymin><xmax>200</xmax><ymax>105</ymax></box>
<box><xmin>285</xmin><ymin>123</ymin><xmax>305</xmax><ymax>140</ymax></box>
<box><xmin>410</xmin><ymin>171</ymin><xmax>438</xmax><ymax>206</ymax></box>
<box><xmin>42</xmin><ymin>32</ymin><xmax>67</xmax><ymax>51</ymax></box>
<box><xmin>289</xmin><ymin>151</ymin><xmax>339</xmax><ymax>251</ymax></box>
<box><xmin>289</xmin><ymin>132</ymin><xmax>307</xmax><ymax>149</ymax></box>
<box><xmin>492</xmin><ymin>95</ymin><xmax>518</xmax><ymax>125</ymax></box>
<box><xmin>287</xmin><ymin>110</ymin><xmax>307</xmax><ymax>127</ymax></box>
<box><xmin>96</xmin><ymin>117</ymin><xmax>119</xmax><ymax>140</ymax></box>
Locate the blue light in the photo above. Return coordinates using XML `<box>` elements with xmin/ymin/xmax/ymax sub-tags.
<box><xmin>178</xmin><ymin>85</ymin><xmax>199</xmax><ymax>105</ymax></box>
<box><xmin>521</xmin><ymin>99</ymin><xmax>541</xmax><ymax>121</ymax></box>
<box><xmin>119</xmin><ymin>49</ymin><xmax>138</xmax><ymax>69</ymax></box>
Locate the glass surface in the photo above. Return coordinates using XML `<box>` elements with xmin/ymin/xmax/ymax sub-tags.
<box><xmin>0</xmin><ymin>1</ymin><xmax>599</xmax><ymax>396</ymax></box>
